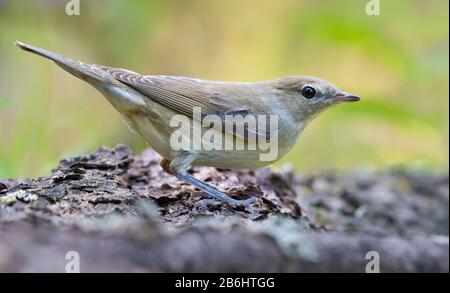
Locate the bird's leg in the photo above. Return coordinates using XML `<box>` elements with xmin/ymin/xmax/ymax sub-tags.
<box><xmin>159</xmin><ymin>157</ymin><xmax>254</xmax><ymax>208</ymax></box>
<box><xmin>176</xmin><ymin>173</ymin><xmax>254</xmax><ymax>207</ymax></box>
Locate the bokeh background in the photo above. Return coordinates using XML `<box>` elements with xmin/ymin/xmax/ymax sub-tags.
<box><xmin>0</xmin><ymin>0</ymin><xmax>448</xmax><ymax>178</ymax></box>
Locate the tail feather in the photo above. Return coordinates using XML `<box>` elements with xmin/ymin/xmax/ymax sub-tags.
<box><xmin>15</xmin><ymin>41</ymin><xmax>117</xmax><ymax>85</ymax></box>
<box><xmin>15</xmin><ymin>41</ymin><xmax>70</xmax><ymax>64</ymax></box>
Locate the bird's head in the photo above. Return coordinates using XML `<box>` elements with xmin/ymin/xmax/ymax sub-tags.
<box><xmin>272</xmin><ymin>76</ymin><xmax>360</xmax><ymax>122</ymax></box>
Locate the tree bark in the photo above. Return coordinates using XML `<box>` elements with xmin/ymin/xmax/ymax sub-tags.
<box><xmin>0</xmin><ymin>145</ymin><xmax>448</xmax><ymax>272</ymax></box>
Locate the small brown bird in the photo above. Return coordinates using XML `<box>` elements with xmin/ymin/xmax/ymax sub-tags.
<box><xmin>16</xmin><ymin>41</ymin><xmax>360</xmax><ymax>208</ymax></box>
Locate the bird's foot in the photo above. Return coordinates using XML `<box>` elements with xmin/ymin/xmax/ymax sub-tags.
<box><xmin>176</xmin><ymin>173</ymin><xmax>258</xmax><ymax>211</ymax></box>
<box><xmin>193</xmin><ymin>196</ymin><xmax>256</xmax><ymax>212</ymax></box>
<box><xmin>229</xmin><ymin>196</ymin><xmax>256</xmax><ymax>208</ymax></box>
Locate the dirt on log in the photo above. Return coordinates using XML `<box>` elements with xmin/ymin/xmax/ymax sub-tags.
<box><xmin>0</xmin><ymin>145</ymin><xmax>448</xmax><ymax>272</ymax></box>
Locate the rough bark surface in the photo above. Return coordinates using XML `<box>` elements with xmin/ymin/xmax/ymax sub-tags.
<box><xmin>0</xmin><ymin>145</ymin><xmax>448</xmax><ymax>272</ymax></box>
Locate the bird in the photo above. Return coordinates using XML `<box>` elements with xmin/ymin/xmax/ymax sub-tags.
<box><xmin>15</xmin><ymin>41</ymin><xmax>360</xmax><ymax>209</ymax></box>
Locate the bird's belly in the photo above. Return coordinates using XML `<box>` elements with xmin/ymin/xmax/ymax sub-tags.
<box><xmin>125</xmin><ymin>113</ymin><xmax>300</xmax><ymax>169</ymax></box>
<box><xmin>123</xmin><ymin>114</ymin><xmax>174</xmax><ymax>160</ymax></box>
<box><xmin>193</xmin><ymin>150</ymin><xmax>274</xmax><ymax>169</ymax></box>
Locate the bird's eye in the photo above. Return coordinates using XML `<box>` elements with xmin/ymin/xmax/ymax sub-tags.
<box><xmin>301</xmin><ymin>86</ymin><xmax>316</xmax><ymax>99</ymax></box>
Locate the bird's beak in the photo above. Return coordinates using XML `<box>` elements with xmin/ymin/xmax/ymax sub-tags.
<box><xmin>333</xmin><ymin>92</ymin><xmax>361</xmax><ymax>103</ymax></box>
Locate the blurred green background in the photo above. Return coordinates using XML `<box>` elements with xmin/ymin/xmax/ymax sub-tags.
<box><xmin>0</xmin><ymin>0</ymin><xmax>448</xmax><ymax>178</ymax></box>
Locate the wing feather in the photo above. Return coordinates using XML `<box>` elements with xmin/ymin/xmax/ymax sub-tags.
<box><xmin>98</xmin><ymin>66</ymin><xmax>265</xmax><ymax>140</ymax></box>
<box><xmin>99</xmin><ymin>66</ymin><xmax>248</xmax><ymax>118</ymax></box>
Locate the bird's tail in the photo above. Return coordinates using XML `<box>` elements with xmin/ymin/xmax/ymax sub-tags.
<box><xmin>15</xmin><ymin>41</ymin><xmax>118</xmax><ymax>85</ymax></box>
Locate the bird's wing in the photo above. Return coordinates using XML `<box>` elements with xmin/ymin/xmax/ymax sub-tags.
<box><xmin>99</xmin><ymin>66</ymin><xmax>250</xmax><ymax>118</ymax></box>
<box><xmin>99</xmin><ymin>67</ymin><xmax>266</xmax><ymax>140</ymax></box>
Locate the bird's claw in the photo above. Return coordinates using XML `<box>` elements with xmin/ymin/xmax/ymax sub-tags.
<box><xmin>228</xmin><ymin>197</ymin><xmax>256</xmax><ymax>208</ymax></box>
<box><xmin>194</xmin><ymin>196</ymin><xmax>256</xmax><ymax>212</ymax></box>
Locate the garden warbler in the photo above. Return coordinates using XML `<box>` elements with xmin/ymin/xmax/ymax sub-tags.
<box><xmin>15</xmin><ymin>41</ymin><xmax>360</xmax><ymax>208</ymax></box>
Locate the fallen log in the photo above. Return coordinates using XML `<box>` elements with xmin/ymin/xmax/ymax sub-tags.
<box><xmin>0</xmin><ymin>146</ymin><xmax>448</xmax><ymax>272</ymax></box>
